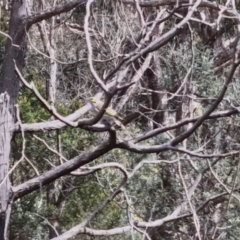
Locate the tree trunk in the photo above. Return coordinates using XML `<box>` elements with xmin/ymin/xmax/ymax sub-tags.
<box><xmin>0</xmin><ymin>0</ymin><xmax>27</xmax><ymax>109</ymax></box>
<box><xmin>0</xmin><ymin>1</ymin><xmax>28</xmax><ymax>238</ymax></box>
<box><xmin>0</xmin><ymin>93</ymin><xmax>12</xmax><ymax>240</ymax></box>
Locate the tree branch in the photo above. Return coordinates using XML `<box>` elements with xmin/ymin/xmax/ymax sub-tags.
<box><xmin>27</xmin><ymin>0</ymin><xmax>87</xmax><ymax>27</ymax></box>
<box><xmin>12</xmin><ymin>141</ymin><xmax>114</xmax><ymax>200</ymax></box>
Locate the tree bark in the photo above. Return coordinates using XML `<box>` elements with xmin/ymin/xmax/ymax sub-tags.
<box><xmin>0</xmin><ymin>93</ymin><xmax>12</xmax><ymax>240</ymax></box>
<box><xmin>0</xmin><ymin>0</ymin><xmax>27</xmax><ymax>112</ymax></box>
<box><xmin>0</xmin><ymin>1</ymin><xmax>28</xmax><ymax>238</ymax></box>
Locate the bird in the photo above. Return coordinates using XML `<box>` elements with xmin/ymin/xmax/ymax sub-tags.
<box><xmin>89</xmin><ymin>97</ymin><xmax>125</xmax><ymax>129</ymax></box>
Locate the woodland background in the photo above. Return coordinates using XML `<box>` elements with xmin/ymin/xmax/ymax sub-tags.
<box><xmin>1</xmin><ymin>0</ymin><xmax>240</xmax><ymax>239</ymax></box>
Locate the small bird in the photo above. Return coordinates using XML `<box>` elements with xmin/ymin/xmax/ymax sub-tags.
<box><xmin>89</xmin><ymin>97</ymin><xmax>124</xmax><ymax>129</ymax></box>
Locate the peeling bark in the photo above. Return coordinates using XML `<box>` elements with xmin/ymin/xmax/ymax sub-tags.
<box><xmin>0</xmin><ymin>93</ymin><xmax>13</xmax><ymax>239</ymax></box>
<box><xmin>0</xmin><ymin>1</ymin><xmax>28</xmax><ymax>238</ymax></box>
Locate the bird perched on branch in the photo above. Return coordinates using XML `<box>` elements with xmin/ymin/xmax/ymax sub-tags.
<box><xmin>89</xmin><ymin>97</ymin><xmax>125</xmax><ymax>129</ymax></box>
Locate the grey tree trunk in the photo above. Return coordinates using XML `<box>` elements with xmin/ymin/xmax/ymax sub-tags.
<box><xmin>0</xmin><ymin>1</ymin><xmax>28</xmax><ymax>238</ymax></box>
<box><xmin>0</xmin><ymin>93</ymin><xmax>12</xmax><ymax>240</ymax></box>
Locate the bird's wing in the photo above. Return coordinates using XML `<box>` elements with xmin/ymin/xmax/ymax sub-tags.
<box><xmin>105</xmin><ymin>107</ymin><xmax>118</xmax><ymax>117</ymax></box>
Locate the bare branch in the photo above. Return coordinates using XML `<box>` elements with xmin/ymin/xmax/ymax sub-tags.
<box><xmin>14</xmin><ymin>63</ymin><xmax>117</xmax><ymax>128</ymax></box>
<box><xmin>122</xmin><ymin>0</ymin><xmax>239</xmax><ymax>19</ymax></box>
<box><xmin>27</xmin><ymin>0</ymin><xmax>87</xmax><ymax>27</ymax></box>
<box><xmin>51</xmin><ymin>179</ymin><xmax>126</xmax><ymax>240</ymax></box>
<box><xmin>12</xmin><ymin>141</ymin><xmax>114</xmax><ymax>200</ymax></box>
<box><xmin>84</xmin><ymin>0</ymin><xmax>108</xmax><ymax>93</ymax></box>
<box><xmin>71</xmin><ymin>162</ymin><xmax>128</xmax><ymax>178</ymax></box>
<box><xmin>170</xmin><ymin>58</ymin><xmax>240</xmax><ymax>146</ymax></box>
<box><xmin>131</xmin><ymin>109</ymin><xmax>239</xmax><ymax>143</ymax></box>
